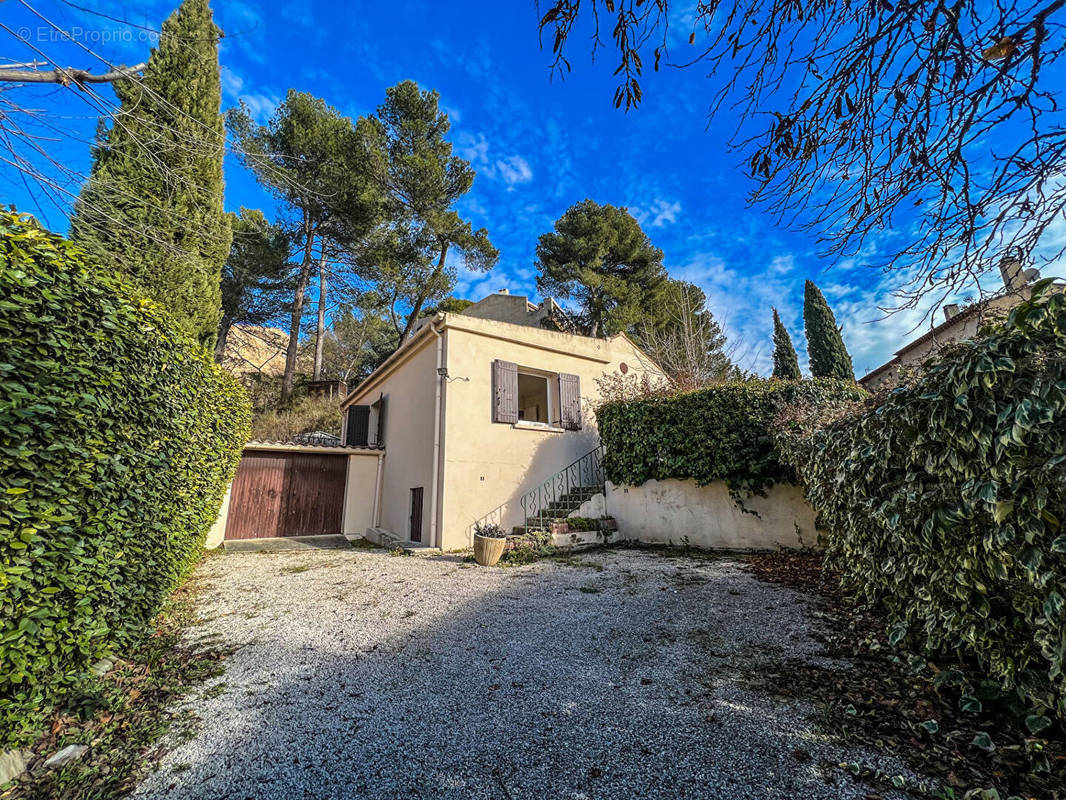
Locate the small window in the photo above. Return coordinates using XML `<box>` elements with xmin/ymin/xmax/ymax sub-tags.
<box><xmin>517</xmin><ymin>372</ymin><xmax>551</xmax><ymax>424</ymax></box>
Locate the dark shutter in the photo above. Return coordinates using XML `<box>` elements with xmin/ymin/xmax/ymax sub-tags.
<box><xmin>559</xmin><ymin>373</ymin><xmax>582</xmax><ymax>430</ymax></box>
<box><xmin>492</xmin><ymin>360</ymin><xmax>519</xmax><ymax>423</ymax></box>
<box><xmin>345</xmin><ymin>405</ymin><xmax>370</xmax><ymax>447</ymax></box>
<box><xmin>375</xmin><ymin>396</ymin><xmax>387</xmax><ymax>448</ymax></box>
<box><xmin>409</xmin><ymin>487</ymin><xmax>423</xmax><ymax>542</ymax></box>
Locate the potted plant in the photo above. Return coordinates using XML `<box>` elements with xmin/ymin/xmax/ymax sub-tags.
<box><xmin>473</xmin><ymin>522</ymin><xmax>507</xmax><ymax>566</ymax></box>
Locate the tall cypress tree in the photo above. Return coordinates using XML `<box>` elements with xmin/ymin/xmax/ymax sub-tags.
<box><xmin>771</xmin><ymin>307</ymin><xmax>802</xmax><ymax>379</ymax></box>
<box><xmin>71</xmin><ymin>0</ymin><xmax>230</xmax><ymax>348</ymax></box>
<box><xmin>803</xmin><ymin>280</ymin><xmax>855</xmax><ymax>379</ymax></box>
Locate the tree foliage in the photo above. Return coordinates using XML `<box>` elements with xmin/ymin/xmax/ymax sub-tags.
<box><xmin>536</xmin><ymin>199</ymin><xmax>667</xmax><ymax>337</ymax></box>
<box><xmin>638</xmin><ymin>280</ymin><xmax>735</xmax><ymax>389</ymax></box>
<box><xmin>356</xmin><ymin>81</ymin><xmax>497</xmax><ymax>340</ymax></box>
<box><xmin>319</xmin><ymin>295</ymin><xmax>398</xmax><ymax>383</ymax></box>
<box><xmin>0</xmin><ymin>211</ymin><xmax>248</xmax><ymax>746</ymax></box>
<box><xmin>596</xmin><ymin>378</ymin><xmax>864</xmax><ymax>495</ymax></box>
<box><xmin>536</xmin><ymin>0</ymin><xmax>1066</xmax><ymax>306</ymax></box>
<box><xmin>771</xmin><ymin>307</ymin><xmax>802</xmax><ymax>380</ymax></box>
<box><xmin>776</xmin><ymin>282</ymin><xmax>1066</xmax><ymax>721</ymax></box>
<box><xmin>227</xmin><ymin>90</ymin><xmax>381</xmax><ymax>398</ymax></box>
<box><xmin>803</xmin><ymin>280</ymin><xmax>854</xmax><ymax>380</ymax></box>
<box><xmin>216</xmin><ymin>208</ymin><xmax>294</xmax><ymax>362</ymax></box>
<box><xmin>69</xmin><ymin>0</ymin><xmax>230</xmax><ymax>347</ymax></box>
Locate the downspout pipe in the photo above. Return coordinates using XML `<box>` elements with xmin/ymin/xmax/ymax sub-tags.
<box><xmin>372</xmin><ymin>449</ymin><xmax>384</xmax><ymax>529</ymax></box>
<box><xmin>429</xmin><ymin>318</ymin><xmax>445</xmax><ymax>548</ymax></box>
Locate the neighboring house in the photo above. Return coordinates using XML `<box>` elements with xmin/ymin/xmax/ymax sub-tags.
<box><xmin>860</xmin><ymin>259</ymin><xmax>1049</xmax><ymax>391</ymax></box>
<box><xmin>339</xmin><ymin>290</ymin><xmax>663</xmax><ymax>551</ymax></box>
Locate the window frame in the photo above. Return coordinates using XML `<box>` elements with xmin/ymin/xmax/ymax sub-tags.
<box><xmin>515</xmin><ymin>368</ymin><xmax>555</xmax><ymax>427</ymax></box>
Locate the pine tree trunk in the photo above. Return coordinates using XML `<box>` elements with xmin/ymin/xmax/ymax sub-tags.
<box><xmin>313</xmin><ymin>250</ymin><xmax>327</xmax><ymax>381</ymax></box>
<box><xmin>214</xmin><ymin>311</ymin><xmax>234</xmax><ymax>364</ymax></box>
<box><xmin>283</xmin><ymin>217</ymin><xmax>315</xmax><ymax>402</ymax></box>
<box><xmin>401</xmin><ymin>240</ymin><xmax>450</xmax><ymax>340</ymax></box>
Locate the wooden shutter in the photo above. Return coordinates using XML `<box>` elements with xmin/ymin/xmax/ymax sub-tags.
<box><xmin>345</xmin><ymin>405</ymin><xmax>370</xmax><ymax>446</ymax></box>
<box><xmin>492</xmin><ymin>360</ymin><xmax>519</xmax><ymax>423</ymax></box>
<box><xmin>375</xmin><ymin>396</ymin><xmax>387</xmax><ymax>448</ymax></box>
<box><xmin>559</xmin><ymin>373</ymin><xmax>582</xmax><ymax>430</ymax></box>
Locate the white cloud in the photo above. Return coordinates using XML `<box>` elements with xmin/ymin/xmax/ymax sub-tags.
<box><xmin>495</xmin><ymin>155</ymin><xmax>533</xmax><ymax>186</ymax></box>
<box><xmin>456</xmin><ymin>133</ymin><xmax>533</xmax><ymax>187</ymax></box>
<box><xmin>632</xmin><ymin>197</ymin><xmax>682</xmax><ymax>228</ymax></box>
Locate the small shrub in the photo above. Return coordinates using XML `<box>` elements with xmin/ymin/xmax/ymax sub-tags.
<box><xmin>473</xmin><ymin>522</ymin><xmax>506</xmax><ymax>539</ymax></box>
<box><xmin>776</xmin><ymin>281</ymin><xmax>1066</xmax><ymax>720</ymax></box>
<box><xmin>0</xmin><ymin>211</ymin><xmax>249</xmax><ymax>746</ymax></box>
<box><xmin>566</xmin><ymin>517</ymin><xmax>596</xmax><ymax>532</ymax></box>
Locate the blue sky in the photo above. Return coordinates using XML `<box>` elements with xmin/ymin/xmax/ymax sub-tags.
<box><xmin>4</xmin><ymin>0</ymin><xmax>1064</xmax><ymax>377</ymax></box>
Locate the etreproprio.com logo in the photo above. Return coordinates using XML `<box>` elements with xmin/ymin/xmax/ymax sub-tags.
<box><xmin>15</xmin><ymin>26</ymin><xmax>159</xmax><ymax>45</ymax></box>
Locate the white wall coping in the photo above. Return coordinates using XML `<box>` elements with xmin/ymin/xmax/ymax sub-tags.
<box><xmin>244</xmin><ymin>442</ymin><xmax>384</xmax><ymax>456</ymax></box>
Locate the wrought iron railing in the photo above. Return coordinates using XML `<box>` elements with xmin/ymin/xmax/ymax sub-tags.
<box><xmin>519</xmin><ymin>447</ymin><xmax>604</xmax><ymax>521</ymax></box>
<box><xmin>468</xmin><ymin>446</ymin><xmax>604</xmax><ymax>541</ymax></box>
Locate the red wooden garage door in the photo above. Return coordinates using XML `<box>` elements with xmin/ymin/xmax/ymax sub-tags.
<box><xmin>225</xmin><ymin>450</ymin><xmax>347</xmax><ymax>540</ymax></box>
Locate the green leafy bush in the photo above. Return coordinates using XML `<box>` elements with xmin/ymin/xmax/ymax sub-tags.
<box><xmin>776</xmin><ymin>282</ymin><xmax>1066</xmax><ymax>720</ymax></box>
<box><xmin>596</xmin><ymin>379</ymin><xmax>863</xmax><ymax>493</ymax></box>
<box><xmin>0</xmin><ymin>211</ymin><xmax>249</xmax><ymax>746</ymax></box>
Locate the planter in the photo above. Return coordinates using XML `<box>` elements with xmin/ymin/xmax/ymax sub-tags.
<box><xmin>473</xmin><ymin>533</ymin><xmax>506</xmax><ymax>566</ymax></box>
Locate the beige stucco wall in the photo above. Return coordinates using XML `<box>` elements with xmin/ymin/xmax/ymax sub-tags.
<box><xmin>438</xmin><ymin>316</ymin><xmax>663</xmax><ymax>550</ymax></box>
<box><xmin>605</xmin><ymin>479</ymin><xmax>818</xmax><ymax>550</ymax></box>
<box><xmin>346</xmin><ymin>335</ymin><xmax>439</xmax><ymax>543</ymax></box>
<box><xmin>204</xmin><ymin>482</ymin><xmax>232</xmax><ymax>549</ymax></box>
<box><xmin>342</xmin><ymin>453</ymin><xmax>382</xmax><ymax>537</ymax></box>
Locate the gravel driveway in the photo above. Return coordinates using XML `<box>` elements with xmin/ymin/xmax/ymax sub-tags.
<box><xmin>134</xmin><ymin>546</ymin><xmax>918</xmax><ymax>799</ymax></box>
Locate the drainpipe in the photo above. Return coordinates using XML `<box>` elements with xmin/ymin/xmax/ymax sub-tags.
<box><xmin>429</xmin><ymin>319</ymin><xmax>445</xmax><ymax>548</ymax></box>
<box><xmin>372</xmin><ymin>449</ymin><xmax>385</xmax><ymax>529</ymax></box>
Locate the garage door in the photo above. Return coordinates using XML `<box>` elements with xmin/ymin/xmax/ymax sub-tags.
<box><xmin>225</xmin><ymin>450</ymin><xmax>347</xmax><ymax>540</ymax></box>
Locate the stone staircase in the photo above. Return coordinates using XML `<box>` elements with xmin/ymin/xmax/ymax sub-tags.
<box><xmin>513</xmin><ymin>484</ymin><xmax>604</xmax><ymax>534</ymax></box>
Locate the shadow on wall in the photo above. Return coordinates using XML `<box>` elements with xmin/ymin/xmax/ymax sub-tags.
<box><xmin>461</xmin><ymin>424</ymin><xmax>602</xmax><ymax>539</ymax></box>
<box><xmin>132</xmin><ymin>552</ymin><xmax>870</xmax><ymax>800</ymax></box>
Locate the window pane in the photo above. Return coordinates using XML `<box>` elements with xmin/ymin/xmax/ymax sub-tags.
<box><xmin>517</xmin><ymin>373</ymin><xmax>550</xmax><ymax>423</ymax></box>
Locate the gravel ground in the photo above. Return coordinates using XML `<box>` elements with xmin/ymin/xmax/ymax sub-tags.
<box><xmin>133</xmin><ymin>547</ymin><xmax>922</xmax><ymax>799</ymax></box>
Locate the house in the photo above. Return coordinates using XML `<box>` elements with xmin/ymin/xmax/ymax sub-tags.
<box><xmin>338</xmin><ymin>290</ymin><xmax>664</xmax><ymax>551</ymax></box>
<box><xmin>860</xmin><ymin>258</ymin><xmax>1047</xmax><ymax>391</ymax></box>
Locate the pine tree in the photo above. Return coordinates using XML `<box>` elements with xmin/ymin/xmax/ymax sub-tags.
<box><xmin>803</xmin><ymin>280</ymin><xmax>855</xmax><ymax>379</ymax></box>
<box><xmin>535</xmin><ymin>199</ymin><xmax>667</xmax><ymax>337</ymax></box>
<box><xmin>771</xmin><ymin>307</ymin><xmax>802</xmax><ymax>379</ymax></box>
<box><xmin>70</xmin><ymin>0</ymin><xmax>230</xmax><ymax>348</ymax></box>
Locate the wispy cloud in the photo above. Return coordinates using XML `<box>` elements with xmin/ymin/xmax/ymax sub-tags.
<box><xmin>632</xmin><ymin>197</ymin><xmax>682</xmax><ymax>228</ymax></box>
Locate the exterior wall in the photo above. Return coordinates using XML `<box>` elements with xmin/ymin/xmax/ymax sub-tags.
<box><xmin>204</xmin><ymin>482</ymin><xmax>232</xmax><ymax>549</ymax></box>
<box><xmin>346</xmin><ymin>336</ymin><xmax>439</xmax><ymax>543</ymax></box>
<box><xmin>342</xmin><ymin>453</ymin><xmax>382</xmax><ymax>537</ymax></box>
<box><xmin>438</xmin><ymin>316</ymin><xmax>662</xmax><ymax>550</ymax></box>
<box><xmin>605</xmin><ymin>479</ymin><xmax>818</xmax><ymax>550</ymax></box>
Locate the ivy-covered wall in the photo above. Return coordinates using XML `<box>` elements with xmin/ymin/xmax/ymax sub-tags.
<box><xmin>595</xmin><ymin>378</ymin><xmax>864</xmax><ymax>494</ymax></box>
<box><xmin>776</xmin><ymin>283</ymin><xmax>1066</xmax><ymax>722</ymax></box>
<box><xmin>0</xmin><ymin>211</ymin><xmax>250</xmax><ymax>746</ymax></box>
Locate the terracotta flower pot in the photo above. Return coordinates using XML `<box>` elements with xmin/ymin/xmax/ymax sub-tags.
<box><xmin>473</xmin><ymin>533</ymin><xmax>506</xmax><ymax>566</ymax></box>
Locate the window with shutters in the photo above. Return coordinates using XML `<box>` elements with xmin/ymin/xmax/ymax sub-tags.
<box><xmin>492</xmin><ymin>360</ymin><xmax>581</xmax><ymax>431</ymax></box>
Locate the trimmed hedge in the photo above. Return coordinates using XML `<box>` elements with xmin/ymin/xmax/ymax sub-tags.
<box><xmin>596</xmin><ymin>378</ymin><xmax>863</xmax><ymax>493</ymax></box>
<box><xmin>776</xmin><ymin>282</ymin><xmax>1066</xmax><ymax>721</ymax></box>
<box><xmin>0</xmin><ymin>211</ymin><xmax>249</xmax><ymax>745</ymax></box>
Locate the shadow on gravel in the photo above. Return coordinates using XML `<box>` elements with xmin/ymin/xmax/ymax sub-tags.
<box><xmin>133</xmin><ymin>550</ymin><xmax>911</xmax><ymax>800</ymax></box>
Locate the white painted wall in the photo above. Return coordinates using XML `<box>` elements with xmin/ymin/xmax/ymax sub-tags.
<box><xmin>204</xmin><ymin>482</ymin><xmax>232</xmax><ymax>549</ymax></box>
<box><xmin>342</xmin><ymin>453</ymin><xmax>382</xmax><ymax>537</ymax></box>
<box><xmin>606</xmin><ymin>479</ymin><xmax>818</xmax><ymax>550</ymax></box>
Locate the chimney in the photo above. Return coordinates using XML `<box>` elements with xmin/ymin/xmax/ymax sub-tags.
<box><xmin>498</xmin><ymin>288</ymin><xmax>509</xmax><ymax>295</ymax></box>
<box><xmin>943</xmin><ymin>303</ymin><xmax>961</xmax><ymax>321</ymax></box>
<box><xmin>999</xmin><ymin>256</ymin><xmax>1026</xmax><ymax>291</ymax></box>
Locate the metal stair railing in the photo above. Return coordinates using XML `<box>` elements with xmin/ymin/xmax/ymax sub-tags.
<box><xmin>468</xmin><ymin>446</ymin><xmax>605</xmax><ymax>541</ymax></box>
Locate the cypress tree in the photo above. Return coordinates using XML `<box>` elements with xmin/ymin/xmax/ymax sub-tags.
<box><xmin>803</xmin><ymin>280</ymin><xmax>855</xmax><ymax>379</ymax></box>
<box><xmin>771</xmin><ymin>307</ymin><xmax>802</xmax><ymax>379</ymax></box>
<box><xmin>71</xmin><ymin>0</ymin><xmax>230</xmax><ymax>348</ymax></box>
